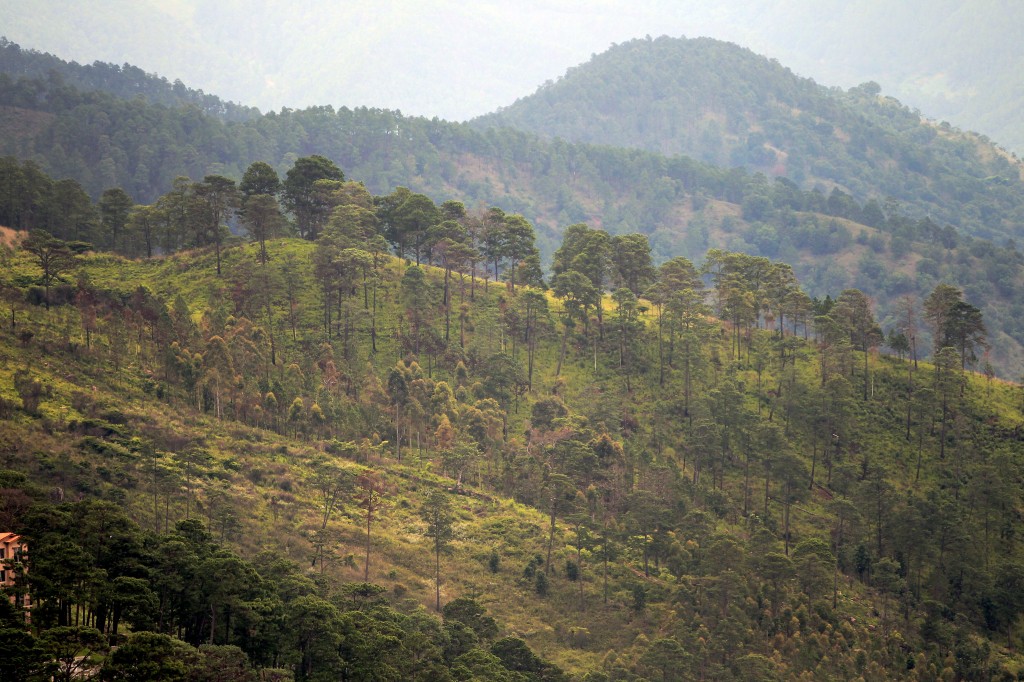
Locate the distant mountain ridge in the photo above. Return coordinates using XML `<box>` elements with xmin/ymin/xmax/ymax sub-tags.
<box><xmin>0</xmin><ymin>37</ymin><xmax>260</xmax><ymax>122</ymax></box>
<box><xmin>4</xmin><ymin>1</ymin><xmax>1024</xmax><ymax>154</ymax></box>
<box><xmin>476</xmin><ymin>36</ymin><xmax>1024</xmax><ymax>244</ymax></box>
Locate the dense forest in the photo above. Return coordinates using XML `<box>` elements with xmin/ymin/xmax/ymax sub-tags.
<box><xmin>478</xmin><ymin>36</ymin><xmax>1024</xmax><ymax>243</ymax></box>
<box><xmin>2</xmin><ymin>150</ymin><xmax>1024</xmax><ymax>679</ymax></box>
<box><xmin>0</xmin><ymin>38</ymin><xmax>260</xmax><ymax>122</ymax></box>
<box><xmin>5</xmin><ymin>3</ymin><xmax>1024</xmax><ymax>155</ymax></box>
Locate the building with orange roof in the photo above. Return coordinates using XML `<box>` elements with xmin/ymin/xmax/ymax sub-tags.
<box><xmin>0</xmin><ymin>532</ymin><xmax>29</xmax><ymax>616</ymax></box>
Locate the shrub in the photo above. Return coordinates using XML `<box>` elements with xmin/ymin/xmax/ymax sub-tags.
<box><xmin>534</xmin><ymin>570</ymin><xmax>548</xmax><ymax>596</ymax></box>
<box><xmin>14</xmin><ymin>369</ymin><xmax>47</xmax><ymax>416</ymax></box>
<box><xmin>632</xmin><ymin>584</ymin><xmax>647</xmax><ymax>612</ymax></box>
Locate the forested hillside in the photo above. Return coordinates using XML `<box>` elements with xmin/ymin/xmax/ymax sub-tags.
<box><xmin>0</xmin><ymin>38</ymin><xmax>259</xmax><ymax>122</ymax></box>
<box><xmin>2</xmin><ymin>40</ymin><xmax>1023</xmax><ymax>376</ymax></box>
<box><xmin>2</xmin><ymin>153</ymin><xmax>1024</xmax><ymax>679</ymax></box>
<box><xmin>6</xmin><ymin>2</ymin><xmax>1024</xmax><ymax>154</ymax></box>
<box><xmin>478</xmin><ymin>36</ymin><xmax>1024</xmax><ymax>244</ymax></box>
<box><xmin>713</xmin><ymin>1</ymin><xmax>1024</xmax><ymax>156</ymax></box>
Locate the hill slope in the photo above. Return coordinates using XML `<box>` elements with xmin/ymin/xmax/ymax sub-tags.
<box><xmin>4</xmin><ymin>1</ymin><xmax>1024</xmax><ymax>155</ymax></box>
<box><xmin>2</xmin><ymin>231</ymin><xmax>1024</xmax><ymax>679</ymax></box>
<box><xmin>690</xmin><ymin>0</ymin><xmax>1024</xmax><ymax>156</ymax></box>
<box><xmin>1</xmin><ymin>41</ymin><xmax>1023</xmax><ymax>377</ymax></box>
<box><xmin>0</xmin><ymin>38</ymin><xmax>259</xmax><ymax>122</ymax></box>
<box><xmin>477</xmin><ymin>36</ymin><xmax>1024</xmax><ymax>245</ymax></box>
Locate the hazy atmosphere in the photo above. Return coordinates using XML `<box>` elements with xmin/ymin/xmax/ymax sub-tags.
<box><xmin>5</xmin><ymin>3</ymin><xmax>1024</xmax><ymax>680</ymax></box>
<box><xmin>3</xmin><ymin>0</ymin><xmax>1023</xmax><ymax>150</ymax></box>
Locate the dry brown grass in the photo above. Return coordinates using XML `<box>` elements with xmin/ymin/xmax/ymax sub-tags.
<box><xmin>0</xmin><ymin>105</ymin><xmax>55</xmax><ymax>139</ymax></box>
<box><xmin>0</xmin><ymin>226</ymin><xmax>25</xmax><ymax>248</ymax></box>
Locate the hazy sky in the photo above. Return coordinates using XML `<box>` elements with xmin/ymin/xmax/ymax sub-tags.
<box><xmin>0</xmin><ymin>0</ymin><xmax>891</xmax><ymax>117</ymax></box>
<box><xmin>2</xmin><ymin>1</ymin><xmax>1021</xmax><ymax>150</ymax></box>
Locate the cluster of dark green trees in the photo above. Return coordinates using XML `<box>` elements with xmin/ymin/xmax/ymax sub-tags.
<box><xmin>0</xmin><ymin>153</ymin><xmax>545</xmax><ymax>286</ymax></box>
<box><xmin>8</xmin><ymin>35</ymin><xmax>1024</xmax><ymax>248</ymax></box>
<box><xmin>0</xmin><ymin>486</ymin><xmax>562</xmax><ymax>682</ymax></box>
<box><xmin>0</xmin><ymin>155</ymin><xmax>332</xmax><ymax>260</ymax></box>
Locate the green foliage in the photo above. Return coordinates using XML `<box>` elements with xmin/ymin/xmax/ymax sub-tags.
<box><xmin>480</xmin><ymin>36</ymin><xmax>1024</xmax><ymax>242</ymax></box>
<box><xmin>101</xmin><ymin>631</ymin><xmax>201</xmax><ymax>681</ymax></box>
<box><xmin>442</xmin><ymin>597</ymin><xmax>499</xmax><ymax>641</ymax></box>
<box><xmin>533</xmin><ymin>570</ymin><xmax>548</xmax><ymax>597</ymax></box>
<box><xmin>1</xmin><ymin>97</ymin><xmax>1024</xmax><ymax>679</ymax></box>
<box><xmin>630</xmin><ymin>583</ymin><xmax>646</xmax><ymax>612</ymax></box>
<box><xmin>2</xmin><ymin>231</ymin><xmax>1024</xmax><ymax>675</ymax></box>
<box><xmin>0</xmin><ymin>628</ymin><xmax>47</xmax><ymax>682</ymax></box>
<box><xmin>491</xmin><ymin>636</ymin><xmax>565</xmax><ymax>681</ymax></box>
<box><xmin>283</xmin><ymin>156</ymin><xmax>343</xmax><ymax>241</ymax></box>
<box><xmin>421</xmin><ymin>490</ymin><xmax>456</xmax><ymax>610</ymax></box>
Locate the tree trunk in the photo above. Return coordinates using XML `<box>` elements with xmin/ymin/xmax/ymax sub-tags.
<box><xmin>556</xmin><ymin>324</ymin><xmax>568</xmax><ymax>377</ymax></box>
<box><xmin>434</xmin><ymin>540</ymin><xmax>442</xmax><ymax>611</ymax></box>
<box><xmin>371</xmin><ymin>278</ymin><xmax>378</xmax><ymax>352</ymax></box>
<box><xmin>743</xmin><ymin>453</ymin><xmax>750</xmax><ymax>515</ymax></box>
<box><xmin>684</xmin><ymin>338</ymin><xmax>692</xmax><ymax>423</ymax></box>
<box><xmin>444</xmin><ymin>267</ymin><xmax>451</xmax><ymax>342</ymax></box>
<box><xmin>546</xmin><ymin>503</ymin><xmax>557</xmax><ymax>573</ymax></box>
<box><xmin>809</xmin><ymin>442</ymin><xmax>817</xmax><ymax>489</ymax></box>
<box><xmin>395</xmin><ymin>404</ymin><xmax>402</xmax><ymax>461</ymax></box>
<box><xmin>603</xmin><ymin>533</ymin><xmax>609</xmax><ymax>605</ymax></box>
<box><xmin>939</xmin><ymin>393</ymin><xmax>948</xmax><ymax>460</ymax></box>
<box><xmin>365</xmin><ymin>509</ymin><xmax>372</xmax><ymax>582</ymax></box>
<box><xmin>863</xmin><ymin>346</ymin><xmax>869</xmax><ymax>401</ymax></box>
<box><xmin>905</xmin><ymin>363</ymin><xmax>914</xmax><ymax>441</ymax></box>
